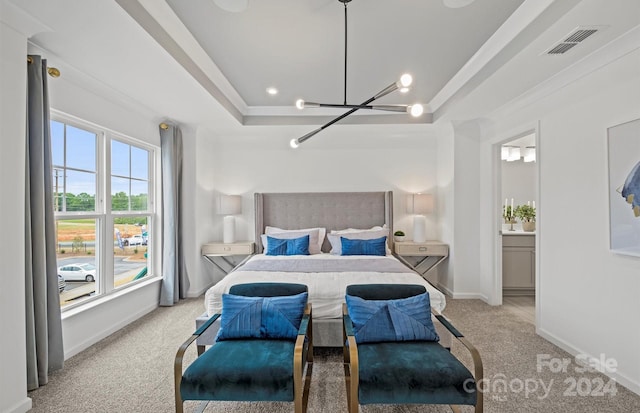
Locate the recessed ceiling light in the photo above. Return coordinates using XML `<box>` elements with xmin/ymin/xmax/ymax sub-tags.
<box><xmin>443</xmin><ymin>0</ymin><xmax>476</xmax><ymax>8</ymax></box>
<box><xmin>266</xmin><ymin>87</ymin><xmax>278</xmax><ymax>96</ymax></box>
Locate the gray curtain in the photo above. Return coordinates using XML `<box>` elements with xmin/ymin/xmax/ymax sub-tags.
<box><xmin>25</xmin><ymin>55</ymin><xmax>64</xmax><ymax>390</ymax></box>
<box><xmin>159</xmin><ymin>123</ymin><xmax>190</xmax><ymax>305</ymax></box>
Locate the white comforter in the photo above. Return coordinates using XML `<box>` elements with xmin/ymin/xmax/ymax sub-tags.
<box><xmin>204</xmin><ymin>254</ymin><xmax>446</xmax><ymax>319</ymax></box>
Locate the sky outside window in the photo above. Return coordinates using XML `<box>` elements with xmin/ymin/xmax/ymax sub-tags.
<box><xmin>51</xmin><ymin>120</ymin><xmax>97</xmax><ymax>212</ymax></box>
<box><xmin>111</xmin><ymin>139</ymin><xmax>149</xmax><ymax>212</ymax></box>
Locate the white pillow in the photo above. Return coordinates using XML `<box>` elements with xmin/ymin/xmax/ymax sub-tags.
<box><xmin>264</xmin><ymin>226</ymin><xmax>326</xmax><ymax>255</ymax></box>
<box><xmin>328</xmin><ymin>227</ymin><xmax>390</xmax><ymax>255</ymax></box>
<box><xmin>330</xmin><ymin>225</ymin><xmax>386</xmax><ymax>234</ymax></box>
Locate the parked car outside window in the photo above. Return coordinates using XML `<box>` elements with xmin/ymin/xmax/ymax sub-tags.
<box><xmin>58</xmin><ymin>274</ymin><xmax>66</xmax><ymax>293</ymax></box>
<box><xmin>58</xmin><ymin>263</ymin><xmax>96</xmax><ymax>282</ymax></box>
<box><xmin>122</xmin><ymin>234</ymin><xmax>147</xmax><ymax>246</ymax></box>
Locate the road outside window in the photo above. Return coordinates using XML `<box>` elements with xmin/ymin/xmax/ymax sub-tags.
<box><xmin>113</xmin><ymin>217</ymin><xmax>149</xmax><ymax>289</ymax></box>
<box><xmin>56</xmin><ymin>219</ymin><xmax>98</xmax><ymax>307</ymax></box>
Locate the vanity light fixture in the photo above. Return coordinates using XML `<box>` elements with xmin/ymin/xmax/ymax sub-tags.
<box><xmin>506</xmin><ymin>146</ymin><xmax>521</xmax><ymax>162</ymax></box>
<box><xmin>508</xmin><ymin>147</ymin><xmax>521</xmax><ymax>162</ymax></box>
<box><xmin>290</xmin><ymin>0</ymin><xmax>424</xmax><ymax>148</ymax></box>
<box><xmin>501</xmin><ymin>146</ymin><xmax>510</xmax><ymax>160</ymax></box>
<box><xmin>523</xmin><ymin>146</ymin><xmax>536</xmax><ymax>162</ymax></box>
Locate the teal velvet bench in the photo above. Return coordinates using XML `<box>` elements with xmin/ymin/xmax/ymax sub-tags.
<box><xmin>343</xmin><ymin>284</ymin><xmax>483</xmax><ymax>413</ymax></box>
<box><xmin>175</xmin><ymin>282</ymin><xmax>313</xmax><ymax>413</ymax></box>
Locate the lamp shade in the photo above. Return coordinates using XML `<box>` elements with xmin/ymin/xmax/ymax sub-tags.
<box><xmin>407</xmin><ymin>193</ymin><xmax>433</xmax><ymax>243</ymax></box>
<box><xmin>217</xmin><ymin>195</ymin><xmax>241</xmax><ymax>215</ymax></box>
<box><xmin>407</xmin><ymin>193</ymin><xmax>434</xmax><ymax>215</ymax></box>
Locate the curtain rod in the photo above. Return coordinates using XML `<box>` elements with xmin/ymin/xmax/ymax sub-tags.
<box><xmin>27</xmin><ymin>56</ymin><xmax>61</xmax><ymax>78</ymax></box>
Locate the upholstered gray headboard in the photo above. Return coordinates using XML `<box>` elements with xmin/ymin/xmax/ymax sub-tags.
<box><xmin>254</xmin><ymin>191</ymin><xmax>394</xmax><ymax>253</ymax></box>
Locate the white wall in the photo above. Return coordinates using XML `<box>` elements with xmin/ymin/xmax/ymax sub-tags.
<box><xmin>481</xmin><ymin>48</ymin><xmax>640</xmax><ymax>393</ymax></box>
<box><xmin>436</xmin><ymin>124</ymin><xmax>455</xmax><ymax>292</ymax></box>
<box><xmin>449</xmin><ymin>121</ymin><xmax>484</xmax><ymax>298</ymax></box>
<box><xmin>0</xmin><ymin>13</ymin><xmax>31</xmax><ymax>413</ymax></box>
<box><xmin>186</xmin><ymin>124</ymin><xmax>440</xmax><ymax>295</ymax></box>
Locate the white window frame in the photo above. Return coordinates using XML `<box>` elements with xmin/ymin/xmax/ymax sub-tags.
<box><xmin>52</xmin><ymin>111</ymin><xmax>160</xmax><ymax>312</ymax></box>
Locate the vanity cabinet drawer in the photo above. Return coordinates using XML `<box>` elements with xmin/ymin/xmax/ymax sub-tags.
<box><xmin>502</xmin><ymin>235</ymin><xmax>535</xmax><ymax>248</ymax></box>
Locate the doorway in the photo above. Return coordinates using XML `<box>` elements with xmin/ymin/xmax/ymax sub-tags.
<box><xmin>497</xmin><ymin>130</ymin><xmax>538</xmax><ymax>324</ymax></box>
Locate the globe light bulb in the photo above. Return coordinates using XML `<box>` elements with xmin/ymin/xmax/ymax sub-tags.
<box><xmin>290</xmin><ymin>138</ymin><xmax>300</xmax><ymax>149</ymax></box>
<box><xmin>399</xmin><ymin>73</ymin><xmax>413</xmax><ymax>88</ymax></box>
<box><xmin>409</xmin><ymin>104</ymin><xmax>424</xmax><ymax>117</ymax></box>
<box><xmin>295</xmin><ymin>99</ymin><xmax>305</xmax><ymax>110</ymax></box>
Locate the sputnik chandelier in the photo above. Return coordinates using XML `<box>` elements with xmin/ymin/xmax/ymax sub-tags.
<box><xmin>290</xmin><ymin>0</ymin><xmax>424</xmax><ymax>148</ymax></box>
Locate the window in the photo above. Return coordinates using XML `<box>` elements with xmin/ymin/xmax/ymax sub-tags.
<box><xmin>111</xmin><ymin>140</ymin><xmax>151</xmax><ymax>290</ymax></box>
<box><xmin>52</xmin><ymin>115</ymin><xmax>158</xmax><ymax>309</ymax></box>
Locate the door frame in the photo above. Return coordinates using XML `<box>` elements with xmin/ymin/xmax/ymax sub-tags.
<box><xmin>492</xmin><ymin>123</ymin><xmax>540</xmax><ymax>325</ymax></box>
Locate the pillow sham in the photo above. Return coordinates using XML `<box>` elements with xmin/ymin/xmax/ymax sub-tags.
<box><xmin>216</xmin><ymin>292</ymin><xmax>308</xmax><ymax>341</ymax></box>
<box><xmin>264</xmin><ymin>226</ymin><xmax>325</xmax><ymax>254</ymax></box>
<box><xmin>345</xmin><ymin>292</ymin><xmax>439</xmax><ymax>343</ymax></box>
<box><xmin>330</xmin><ymin>225</ymin><xmax>385</xmax><ymax>234</ymax></box>
<box><xmin>328</xmin><ymin>227</ymin><xmax>390</xmax><ymax>255</ymax></box>
<box><xmin>341</xmin><ymin>236</ymin><xmax>387</xmax><ymax>256</ymax></box>
<box><xmin>265</xmin><ymin>235</ymin><xmax>310</xmax><ymax>256</ymax></box>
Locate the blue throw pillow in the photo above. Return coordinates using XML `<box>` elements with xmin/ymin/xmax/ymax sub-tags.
<box><xmin>216</xmin><ymin>292</ymin><xmax>308</xmax><ymax>341</ymax></box>
<box><xmin>341</xmin><ymin>236</ymin><xmax>387</xmax><ymax>256</ymax></box>
<box><xmin>345</xmin><ymin>292</ymin><xmax>439</xmax><ymax>343</ymax></box>
<box><xmin>265</xmin><ymin>235</ymin><xmax>310</xmax><ymax>256</ymax></box>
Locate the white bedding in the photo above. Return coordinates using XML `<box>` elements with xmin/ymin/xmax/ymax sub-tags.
<box><xmin>204</xmin><ymin>253</ymin><xmax>446</xmax><ymax>319</ymax></box>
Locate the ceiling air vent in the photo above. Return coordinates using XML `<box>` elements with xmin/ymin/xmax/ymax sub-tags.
<box><xmin>545</xmin><ymin>27</ymin><xmax>600</xmax><ymax>55</ymax></box>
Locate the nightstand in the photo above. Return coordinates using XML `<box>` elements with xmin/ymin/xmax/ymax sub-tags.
<box><xmin>394</xmin><ymin>241</ymin><xmax>449</xmax><ymax>277</ymax></box>
<box><xmin>201</xmin><ymin>241</ymin><xmax>254</xmax><ymax>275</ymax></box>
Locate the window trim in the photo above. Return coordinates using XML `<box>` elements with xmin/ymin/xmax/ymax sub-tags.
<box><xmin>51</xmin><ymin>110</ymin><xmax>161</xmax><ymax>313</ymax></box>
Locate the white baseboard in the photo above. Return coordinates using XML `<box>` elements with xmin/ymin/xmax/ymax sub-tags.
<box><xmin>2</xmin><ymin>397</ymin><xmax>31</xmax><ymax>413</ymax></box>
<box><xmin>438</xmin><ymin>284</ymin><xmax>455</xmax><ymax>297</ymax></box>
<box><xmin>438</xmin><ymin>284</ymin><xmax>489</xmax><ymax>302</ymax></box>
<box><xmin>537</xmin><ymin>327</ymin><xmax>640</xmax><ymax>396</ymax></box>
<box><xmin>450</xmin><ymin>292</ymin><xmax>489</xmax><ymax>301</ymax></box>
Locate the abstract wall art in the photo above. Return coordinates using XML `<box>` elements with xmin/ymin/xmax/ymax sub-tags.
<box><xmin>608</xmin><ymin>118</ymin><xmax>640</xmax><ymax>257</ymax></box>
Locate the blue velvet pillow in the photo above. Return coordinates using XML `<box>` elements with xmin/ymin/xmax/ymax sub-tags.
<box><xmin>216</xmin><ymin>292</ymin><xmax>308</xmax><ymax>341</ymax></box>
<box><xmin>345</xmin><ymin>292</ymin><xmax>439</xmax><ymax>343</ymax></box>
<box><xmin>341</xmin><ymin>236</ymin><xmax>387</xmax><ymax>256</ymax></box>
<box><xmin>265</xmin><ymin>235</ymin><xmax>310</xmax><ymax>256</ymax></box>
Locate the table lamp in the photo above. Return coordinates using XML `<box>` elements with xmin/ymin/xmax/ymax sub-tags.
<box><xmin>408</xmin><ymin>193</ymin><xmax>433</xmax><ymax>243</ymax></box>
<box><xmin>217</xmin><ymin>194</ymin><xmax>241</xmax><ymax>244</ymax></box>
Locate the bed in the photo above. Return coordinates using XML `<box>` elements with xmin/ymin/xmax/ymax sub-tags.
<box><xmin>197</xmin><ymin>191</ymin><xmax>448</xmax><ymax>347</ymax></box>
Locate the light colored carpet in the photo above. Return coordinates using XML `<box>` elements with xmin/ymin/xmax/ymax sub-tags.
<box><xmin>28</xmin><ymin>297</ymin><xmax>640</xmax><ymax>412</ymax></box>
